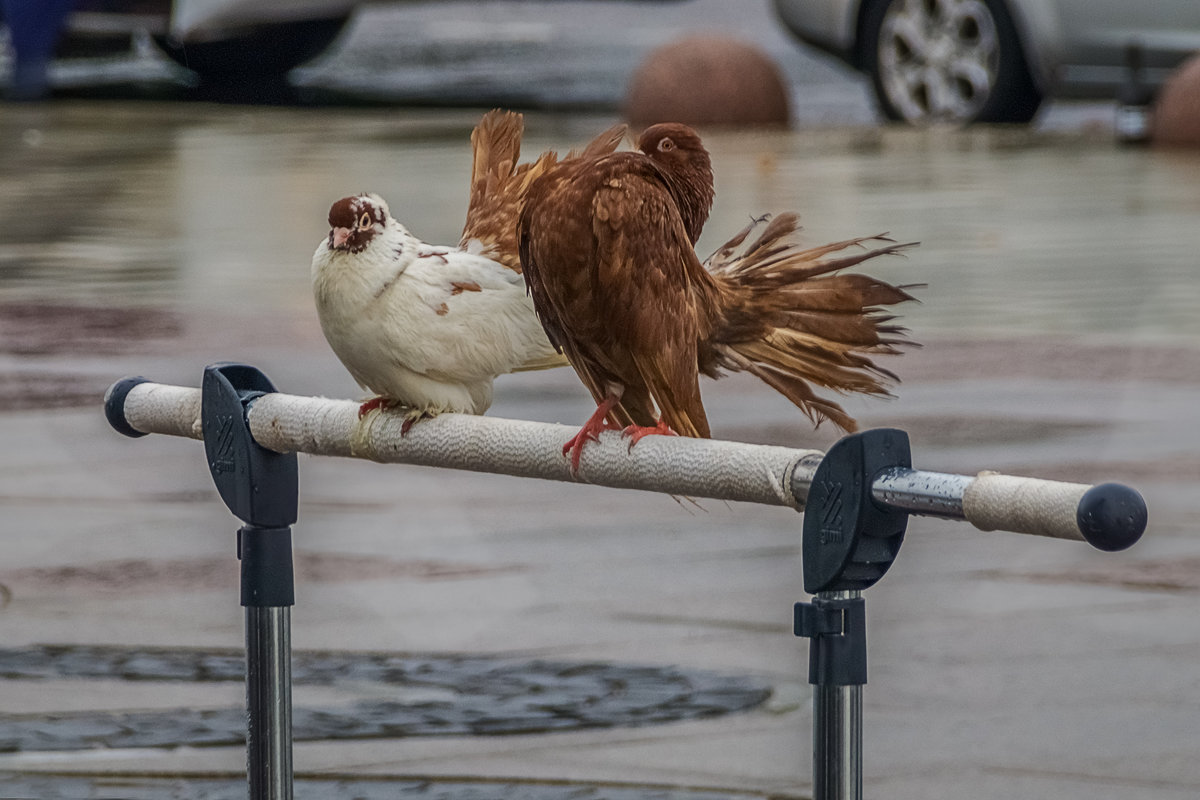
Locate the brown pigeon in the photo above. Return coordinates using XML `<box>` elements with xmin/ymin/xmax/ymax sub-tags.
<box><xmin>518</xmin><ymin>122</ymin><xmax>917</xmax><ymax>470</ymax></box>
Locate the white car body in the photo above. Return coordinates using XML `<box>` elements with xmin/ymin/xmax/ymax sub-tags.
<box><xmin>169</xmin><ymin>0</ymin><xmax>360</xmax><ymax>41</ymax></box>
<box><xmin>67</xmin><ymin>0</ymin><xmax>359</xmax><ymax>43</ymax></box>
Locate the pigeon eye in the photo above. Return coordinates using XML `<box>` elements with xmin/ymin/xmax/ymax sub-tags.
<box><xmin>358</xmin><ymin>212</ymin><xmax>371</xmax><ymax>229</ymax></box>
<box><xmin>658</xmin><ymin>138</ymin><xmax>675</xmax><ymax>152</ymax></box>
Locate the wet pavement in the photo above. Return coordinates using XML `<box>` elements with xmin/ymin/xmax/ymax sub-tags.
<box><xmin>2</xmin><ymin>2</ymin><xmax>1200</xmax><ymax>799</ymax></box>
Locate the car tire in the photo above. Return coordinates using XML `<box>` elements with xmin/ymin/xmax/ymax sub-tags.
<box><xmin>859</xmin><ymin>0</ymin><xmax>1042</xmax><ymax>124</ymax></box>
<box><xmin>154</xmin><ymin>16</ymin><xmax>350</xmax><ymax>83</ymax></box>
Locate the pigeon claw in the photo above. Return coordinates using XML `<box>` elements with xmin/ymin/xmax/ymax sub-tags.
<box><xmin>563</xmin><ymin>394</ymin><xmax>623</xmax><ymax>474</ymax></box>
<box><xmin>400</xmin><ymin>408</ymin><xmax>434</xmax><ymax>436</ymax></box>
<box><xmin>621</xmin><ymin>419</ymin><xmax>677</xmax><ymax>452</ymax></box>
<box><xmin>358</xmin><ymin>398</ymin><xmax>432</xmax><ymax>436</ymax></box>
<box><xmin>358</xmin><ymin>396</ymin><xmax>393</xmax><ymax>419</ymax></box>
<box><xmin>562</xmin><ymin>422</ymin><xmax>618</xmax><ymax>474</ymax></box>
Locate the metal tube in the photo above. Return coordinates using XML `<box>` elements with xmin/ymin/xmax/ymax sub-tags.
<box><xmin>811</xmin><ymin>590</ymin><xmax>862</xmax><ymax>800</ymax></box>
<box><xmin>870</xmin><ymin>467</ymin><xmax>972</xmax><ymax>520</ymax></box>
<box><xmin>813</xmin><ymin>684</ymin><xmax>862</xmax><ymax>800</ymax></box>
<box><xmin>246</xmin><ymin>606</ymin><xmax>293</xmax><ymax>800</ymax></box>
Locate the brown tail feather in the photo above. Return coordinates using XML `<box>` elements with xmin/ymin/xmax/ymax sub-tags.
<box><xmin>724</xmin><ymin>348</ymin><xmax>860</xmax><ymax>432</ymax></box>
<box><xmin>468</xmin><ymin>109</ymin><xmax>523</xmax><ymax>193</ymax></box>
<box><xmin>461</xmin><ymin>110</ymin><xmax>534</xmax><ymax>271</ymax></box>
<box><xmin>706</xmin><ymin>213</ymin><xmax>919</xmax><ymax>432</ymax></box>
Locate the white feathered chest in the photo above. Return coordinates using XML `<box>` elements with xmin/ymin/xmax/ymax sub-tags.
<box><xmin>312</xmin><ymin>215</ymin><xmax>557</xmax><ymax>415</ymax></box>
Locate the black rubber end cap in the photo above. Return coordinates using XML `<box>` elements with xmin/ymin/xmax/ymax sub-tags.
<box><xmin>104</xmin><ymin>377</ymin><xmax>149</xmax><ymax>438</ymax></box>
<box><xmin>1077</xmin><ymin>483</ymin><xmax>1147</xmax><ymax>552</ymax></box>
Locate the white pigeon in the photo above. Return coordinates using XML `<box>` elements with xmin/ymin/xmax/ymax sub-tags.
<box><xmin>310</xmin><ymin>111</ymin><xmax>626</xmax><ymax>431</ymax></box>
<box><xmin>311</xmin><ymin>192</ymin><xmax>563</xmax><ymax>431</ymax></box>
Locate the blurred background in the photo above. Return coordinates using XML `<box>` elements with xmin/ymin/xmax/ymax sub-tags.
<box><xmin>7</xmin><ymin>0</ymin><xmax>1200</xmax><ymax>124</ymax></box>
<box><xmin>1</xmin><ymin>2</ymin><xmax>1199</xmax><ymax>799</ymax></box>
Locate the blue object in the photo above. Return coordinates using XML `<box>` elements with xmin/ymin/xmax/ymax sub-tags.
<box><xmin>2</xmin><ymin>0</ymin><xmax>76</xmax><ymax>99</ymax></box>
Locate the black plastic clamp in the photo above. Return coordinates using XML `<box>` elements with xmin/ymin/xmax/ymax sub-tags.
<box><xmin>201</xmin><ymin>363</ymin><xmax>298</xmax><ymax>609</ymax></box>
<box><xmin>794</xmin><ymin>594</ymin><xmax>867</xmax><ymax>686</ymax></box>
<box><xmin>801</xmin><ymin>428</ymin><xmax>912</xmax><ymax>594</ymax></box>
<box><xmin>237</xmin><ymin>525</ymin><xmax>295</xmax><ymax>608</ymax></box>
<box><xmin>793</xmin><ymin>429</ymin><xmax>914</xmax><ymax>688</ymax></box>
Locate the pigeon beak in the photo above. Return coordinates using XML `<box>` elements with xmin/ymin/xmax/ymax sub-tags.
<box><xmin>331</xmin><ymin>227</ymin><xmax>352</xmax><ymax>249</ymax></box>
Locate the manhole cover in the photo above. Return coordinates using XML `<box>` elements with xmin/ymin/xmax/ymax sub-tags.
<box><xmin>0</xmin><ymin>775</ymin><xmax>784</xmax><ymax>800</ymax></box>
<box><xmin>0</xmin><ymin>646</ymin><xmax>771</xmax><ymax>752</ymax></box>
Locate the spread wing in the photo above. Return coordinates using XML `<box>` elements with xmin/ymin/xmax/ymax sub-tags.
<box><xmin>462</xmin><ymin>111</ymin><xmax>627</xmax><ymax>274</ymax></box>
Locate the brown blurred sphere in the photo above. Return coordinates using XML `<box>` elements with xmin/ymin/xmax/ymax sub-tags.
<box><xmin>625</xmin><ymin>36</ymin><xmax>790</xmax><ymax>128</ymax></box>
<box><xmin>1153</xmin><ymin>54</ymin><xmax>1200</xmax><ymax>147</ymax></box>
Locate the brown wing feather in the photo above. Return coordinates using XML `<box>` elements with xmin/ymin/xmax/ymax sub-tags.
<box><xmin>521</xmin><ymin>153</ymin><xmax>718</xmax><ymax>435</ymax></box>
<box><xmin>588</xmin><ymin>172</ymin><xmax>717</xmax><ymax>437</ymax></box>
<box><xmin>463</xmin><ymin>113</ymin><xmax>627</xmax><ymax>274</ymax></box>
<box><xmin>519</xmin><ymin>159</ymin><xmax>587</xmax><ymax>355</ymax></box>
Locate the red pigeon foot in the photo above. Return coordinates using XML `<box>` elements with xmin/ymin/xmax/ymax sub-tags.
<box><xmin>621</xmin><ymin>419</ymin><xmax>677</xmax><ymax>452</ymax></box>
<box><xmin>358</xmin><ymin>396</ymin><xmax>394</xmax><ymax>419</ymax></box>
<box><xmin>400</xmin><ymin>409</ymin><xmax>434</xmax><ymax>436</ymax></box>
<box><xmin>564</xmin><ymin>394</ymin><xmax>623</xmax><ymax>473</ymax></box>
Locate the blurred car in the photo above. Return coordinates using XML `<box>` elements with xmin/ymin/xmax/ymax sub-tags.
<box><xmin>62</xmin><ymin>0</ymin><xmax>361</xmax><ymax>82</ymax></box>
<box><xmin>772</xmin><ymin>0</ymin><xmax>1200</xmax><ymax>124</ymax></box>
<box><xmin>55</xmin><ymin>0</ymin><xmax>691</xmax><ymax>87</ymax></box>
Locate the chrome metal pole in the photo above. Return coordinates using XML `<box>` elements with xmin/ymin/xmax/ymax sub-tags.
<box><xmin>246</xmin><ymin>605</ymin><xmax>293</xmax><ymax>800</ymax></box>
<box><xmin>811</xmin><ymin>590</ymin><xmax>863</xmax><ymax>800</ymax></box>
<box><xmin>240</xmin><ymin>523</ymin><xmax>295</xmax><ymax>800</ymax></box>
<box><xmin>813</xmin><ymin>683</ymin><xmax>861</xmax><ymax>800</ymax></box>
<box><xmin>869</xmin><ymin>467</ymin><xmax>973</xmax><ymax>520</ymax></box>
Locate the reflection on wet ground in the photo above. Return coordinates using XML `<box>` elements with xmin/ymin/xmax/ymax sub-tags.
<box><xmin>2</xmin><ymin>102</ymin><xmax>1198</xmax><ymax>343</ymax></box>
<box><xmin>0</xmin><ymin>303</ymin><xmax>180</xmax><ymax>356</ymax></box>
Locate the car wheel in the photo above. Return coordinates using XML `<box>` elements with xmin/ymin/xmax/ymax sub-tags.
<box><xmin>860</xmin><ymin>0</ymin><xmax>1042</xmax><ymax>124</ymax></box>
<box><xmin>154</xmin><ymin>16</ymin><xmax>350</xmax><ymax>82</ymax></box>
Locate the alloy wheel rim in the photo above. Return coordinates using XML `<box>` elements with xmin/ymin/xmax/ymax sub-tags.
<box><xmin>878</xmin><ymin>0</ymin><xmax>1001</xmax><ymax>123</ymax></box>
